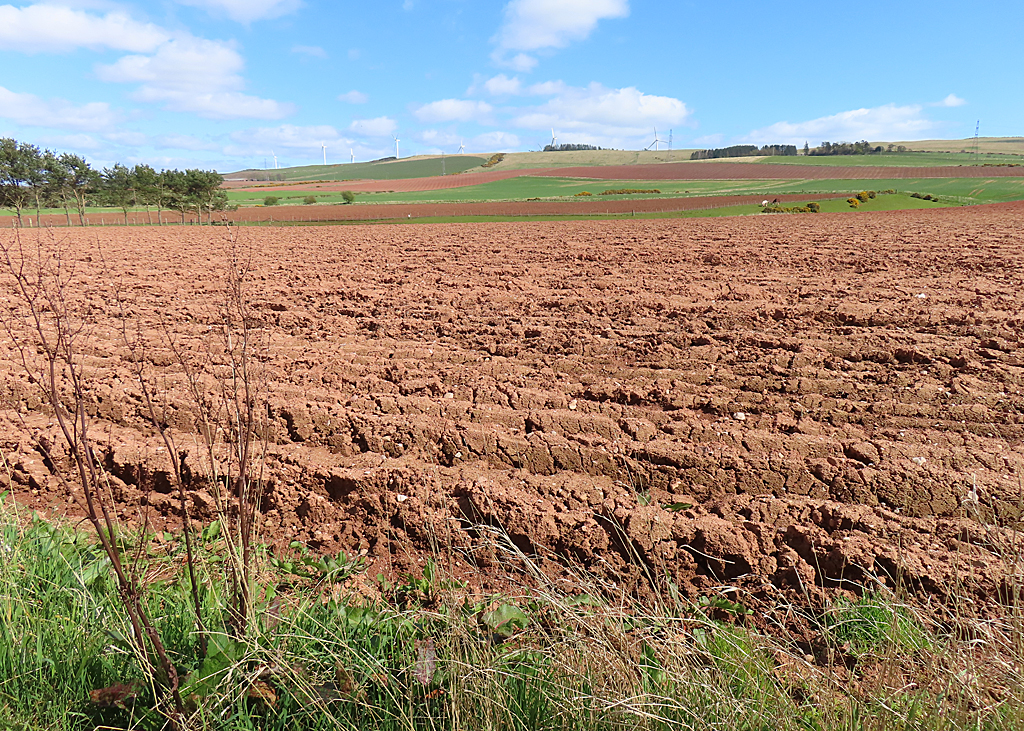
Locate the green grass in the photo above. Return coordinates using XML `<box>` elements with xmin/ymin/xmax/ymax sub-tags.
<box><xmin>3</xmin><ymin>488</ymin><xmax>1024</xmax><ymax>730</ymax></box>
<box><xmin>3</xmin><ymin>177</ymin><xmax>1022</xmax><ymax>225</ymax></box>
<box><xmin>222</xmin><ymin>175</ymin><xmax>1024</xmax><ymax>208</ymax></box>
<box><xmin>764</xmin><ymin>177</ymin><xmax>1024</xmax><ymax>203</ymax></box>
<box><xmin>224</xmin><ymin>156</ymin><xmax>488</xmax><ymax>182</ymax></box>
<box><xmin>823</xmin><ymin>593</ymin><xmax>931</xmax><ymax>657</ymax></box>
<box><xmin>236</xmin><ymin>194</ymin><xmax>949</xmax><ymax>227</ymax></box>
<box><xmin>757</xmin><ymin>151</ymin><xmax>1024</xmax><ymax>167</ymax></box>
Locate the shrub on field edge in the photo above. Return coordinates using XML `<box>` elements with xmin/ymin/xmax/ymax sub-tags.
<box><xmin>342</xmin><ymin>191</ymin><xmax>355</xmax><ymax>204</ymax></box>
<box><xmin>599</xmin><ymin>188</ymin><xmax>661</xmax><ymax>195</ymax></box>
<box><xmin>575</xmin><ymin>191</ymin><xmax>592</xmax><ymax>197</ymax></box>
<box><xmin>847</xmin><ymin>198</ymin><xmax>860</xmax><ymax>208</ymax></box>
<box><xmin>264</xmin><ymin>196</ymin><xmax>279</xmax><ymax>206</ymax></box>
<box><xmin>856</xmin><ymin>191</ymin><xmax>871</xmax><ymax>203</ymax></box>
<box><xmin>303</xmin><ymin>195</ymin><xmax>316</xmax><ymax>205</ymax></box>
<box><xmin>481</xmin><ymin>153</ymin><xmax>505</xmax><ymax>168</ymax></box>
<box><xmin>762</xmin><ymin>202</ymin><xmax>820</xmax><ymax>214</ymax></box>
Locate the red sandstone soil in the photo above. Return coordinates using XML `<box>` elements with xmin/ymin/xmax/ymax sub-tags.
<box><xmin>2</xmin><ymin>205</ymin><xmax>1023</xmax><ymax>613</ymax></box>
<box><xmin>224</xmin><ymin>170</ymin><xmax>538</xmax><ymax>194</ymax></box>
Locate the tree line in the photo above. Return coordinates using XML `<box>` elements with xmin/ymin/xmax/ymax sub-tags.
<box><xmin>690</xmin><ymin>144</ymin><xmax>797</xmax><ymax>160</ymax></box>
<box><xmin>544</xmin><ymin>143</ymin><xmax>607</xmax><ymax>152</ymax></box>
<box><xmin>807</xmin><ymin>140</ymin><xmax>891</xmax><ymax>156</ymax></box>
<box><xmin>0</xmin><ymin>137</ymin><xmax>227</xmax><ymax>227</ymax></box>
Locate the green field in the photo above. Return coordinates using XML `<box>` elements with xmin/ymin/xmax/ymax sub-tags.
<box><xmin>224</xmin><ymin>175</ymin><xmax>1024</xmax><ymax>209</ymax></box>
<box><xmin>7</xmin><ymin>176</ymin><xmax>1020</xmax><ymax>222</ymax></box>
<box><xmin>226</xmin><ymin>155</ymin><xmax>487</xmax><ymax>182</ymax></box>
<box><xmin>757</xmin><ymin>151</ymin><xmax>1024</xmax><ymax>167</ymax></box>
<box><xmin>232</xmin><ymin>193</ymin><xmax>955</xmax><ymax>228</ymax></box>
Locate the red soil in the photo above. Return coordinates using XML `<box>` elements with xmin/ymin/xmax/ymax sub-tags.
<box><xmin>225</xmin><ymin>170</ymin><xmax>538</xmax><ymax>194</ymax></box>
<box><xmin>2</xmin><ymin>204</ymin><xmax>1022</xmax><ymax>612</ymax></box>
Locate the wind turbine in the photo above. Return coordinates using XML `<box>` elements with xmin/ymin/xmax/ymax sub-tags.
<box><xmin>392</xmin><ymin>134</ymin><xmax>400</xmax><ymax>159</ymax></box>
<box><xmin>645</xmin><ymin>128</ymin><xmax>663</xmax><ymax>151</ymax></box>
<box><xmin>272</xmin><ymin>150</ymin><xmax>278</xmax><ymax>169</ymax></box>
<box><xmin>350</xmin><ymin>148</ymin><xmax>355</xmax><ymax>163</ymax></box>
<box><xmin>322</xmin><ymin>142</ymin><xmax>327</xmax><ymax>165</ymax></box>
<box><xmin>458</xmin><ymin>139</ymin><xmax>466</xmax><ymax>154</ymax></box>
<box><xmin>549</xmin><ymin>128</ymin><xmax>557</xmax><ymax>149</ymax></box>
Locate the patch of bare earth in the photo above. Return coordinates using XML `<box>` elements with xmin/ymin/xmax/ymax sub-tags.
<box><xmin>2</xmin><ymin>204</ymin><xmax>1022</xmax><ymax>619</ymax></box>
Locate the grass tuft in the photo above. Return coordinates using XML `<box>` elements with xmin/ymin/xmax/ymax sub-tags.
<box><xmin>1</xmin><ymin>499</ymin><xmax>1023</xmax><ymax>730</ymax></box>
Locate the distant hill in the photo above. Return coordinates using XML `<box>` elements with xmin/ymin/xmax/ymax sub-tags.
<box><xmin>224</xmin><ymin>155</ymin><xmax>487</xmax><ymax>182</ymax></box>
<box><xmin>488</xmin><ymin>149</ymin><xmax>698</xmax><ymax>170</ymax></box>
<box><xmin>222</xmin><ymin>139</ymin><xmax>1024</xmax><ymax>182</ymax></box>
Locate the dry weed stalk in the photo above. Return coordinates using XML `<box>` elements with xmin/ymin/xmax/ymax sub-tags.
<box><xmin>0</xmin><ymin>229</ymin><xmax>187</xmax><ymax>723</ymax></box>
<box><xmin>159</xmin><ymin>232</ymin><xmax>270</xmax><ymax>636</ymax></box>
<box><xmin>1</xmin><ymin>228</ymin><xmax>271</xmax><ymax>727</ymax></box>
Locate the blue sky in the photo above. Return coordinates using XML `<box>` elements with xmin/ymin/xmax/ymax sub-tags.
<box><xmin>0</xmin><ymin>0</ymin><xmax>1020</xmax><ymax>171</ymax></box>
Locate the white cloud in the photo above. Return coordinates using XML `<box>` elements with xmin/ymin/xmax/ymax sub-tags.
<box><xmin>175</xmin><ymin>0</ymin><xmax>302</xmax><ymax>23</ymax></box>
<box><xmin>0</xmin><ymin>85</ymin><xmax>119</xmax><ymax>130</ymax></box>
<box><xmin>471</xmin><ymin>131</ymin><xmax>520</xmax><ymax>151</ymax></box>
<box><xmin>693</xmin><ymin>133</ymin><xmax>724</xmax><ymax>147</ymax></box>
<box><xmin>512</xmin><ymin>83</ymin><xmax>689</xmax><ymax>145</ymax></box>
<box><xmin>227</xmin><ymin>124</ymin><xmax>402</xmax><ymax>165</ymax></box>
<box><xmin>47</xmin><ymin>133</ymin><xmax>102</xmax><ymax>150</ymax></box>
<box><xmin>481</xmin><ymin>74</ymin><xmax>522</xmax><ymax>96</ymax></box>
<box><xmin>338</xmin><ymin>90</ymin><xmax>369</xmax><ymax>104</ymax></box>
<box><xmin>937</xmin><ymin>93</ymin><xmax>966</xmax><ymax>108</ymax></box>
<box><xmin>744</xmin><ymin>104</ymin><xmax>935</xmax><ymax>145</ymax></box>
<box><xmin>0</xmin><ymin>4</ymin><xmax>168</xmax><ymax>53</ymax></box>
<box><xmin>104</xmin><ymin>130</ymin><xmax>147</xmax><ymax>146</ymax></box>
<box><xmin>527</xmin><ymin>80</ymin><xmax>566</xmax><ymax>96</ymax></box>
<box><xmin>472</xmin><ymin>74</ymin><xmax>565</xmax><ymax>98</ymax></box>
<box><xmin>506</xmin><ymin>53</ymin><xmax>538</xmax><ymax>72</ymax></box>
<box><xmin>292</xmin><ymin>44</ymin><xmax>326</xmax><ymax>58</ymax></box>
<box><xmin>414</xmin><ymin>99</ymin><xmax>493</xmax><ymax>123</ymax></box>
<box><xmin>492</xmin><ymin>0</ymin><xmax>628</xmax><ymax>68</ymax></box>
<box><xmin>97</xmin><ymin>36</ymin><xmax>293</xmax><ymax>120</ymax></box>
<box><xmin>229</xmin><ymin>124</ymin><xmax>348</xmax><ymax>151</ymax></box>
<box><xmin>157</xmin><ymin>133</ymin><xmax>220</xmax><ymax>151</ymax></box>
<box><xmin>417</xmin><ymin>129</ymin><xmax>461</xmax><ymax>148</ymax></box>
<box><xmin>348</xmin><ymin>116</ymin><xmax>398</xmax><ymax>137</ymax></box>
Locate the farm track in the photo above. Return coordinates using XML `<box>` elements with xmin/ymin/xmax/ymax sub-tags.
<box><xmin>2</xmin><ymin>204</ymin><xmax>1022</xmax><ymax>612</ymax></box>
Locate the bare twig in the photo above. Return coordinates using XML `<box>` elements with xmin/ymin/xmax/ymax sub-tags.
<box><xmin>0</xmin><ymin>229</ymin><xmax>186</xmax><ymax>725</ymax></box>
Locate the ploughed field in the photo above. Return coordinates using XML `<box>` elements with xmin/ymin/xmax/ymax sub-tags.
<box><xmin>2</xmin><ymin>204</ymin><xmax>1023</xmax><ymax>613</ymax></box>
